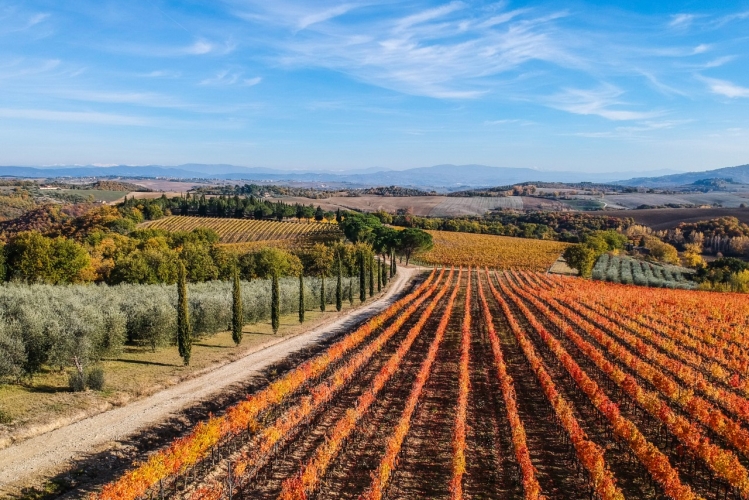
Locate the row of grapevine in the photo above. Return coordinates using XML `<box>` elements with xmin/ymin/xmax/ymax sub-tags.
<box><xmin>218</xmin><ymin>268</ymin><xmax>450</xmax><ymax>496</ymax></box>
<box><xmin>503</xmin><ymin>273</ymin><xmax>749</xmax><ymax>497</ymax></box>
<box><xmin>475</xmin><ymin>275</ymin><xmax>542</xmax><ymax>499</ymax></box>
<box><xmin>549</xmin><ymin>276</ymin><xmax>749</xmax><ymax>390</ymax></box>
<box><xmin>416</xmin><ymin>230</ymin><xmax>569</xmax><ymax>271</ymax></box>
<box><xmin>487</xmin><ymin>272</ymin><xmax>625</xmax><ymax>500</ymax></box>
<box><xmin>96</xmin><ymin>269</ymin><xmax>438</xmax><ymax>500</ymax></box>
<box><xmin>92</xmin><ymin>266</ymin><xmax>749</xmax><ymax>500</ymax></box>
<box><xmin>490</xmin><ymin>273</ymin><xmax>698</xmax><ymax>500</ymax></box>
<box><xmin>450</xmin><ymin>269</ymin><xmax>471</xmax><ymax>500</ymax></box>
<box><xmin>363</xmin><ymin>269</ymin><xmax>463</xmax><ymax>500</ymax></box>
<box><xmin>141</xmin><ymin>216</ymin><xmax>340</xmax><ymax>244</ymax></box>
<box><xmin>541</xmin><ymin>281</ymin><xmax>749</xmax><ymax>429</ymax></box>
<box><xmin>278</xmin><ymin>268</ymin><xmax>457</xmax><ymax>499</ymax></box>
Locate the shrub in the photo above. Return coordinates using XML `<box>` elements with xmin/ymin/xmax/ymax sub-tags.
<box><xmin>87</xmin><ymin>367</ymin><xmax>105</xmax><ymax>390</ymax></box>
<box><xmin>68</xmin><ymin>370</ymin><xmax>86</xmax><ymax>392</ymax></box>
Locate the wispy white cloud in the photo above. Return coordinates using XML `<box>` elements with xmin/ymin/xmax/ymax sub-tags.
<box><xmin>669</xmin><ymin>13</ymin><xmax>695</xmax><ymax>28</ymax></box>
<box><xmin>638</xmin><ymin>70</ymin><xmax>688</xmax><ymax>97</ymax></box>
<box><xmin>298</xmin><ymin>4</ymin><xmax>357</xmax><ymax>30</ymax></box>
<box><xmin>484</xmin><ymin>119</ymin><xmax>534</xmax><ymax>126</ymax></box>
<box><xmin>0</xmin><ymin>59</ymin><xmax>60</xmax><ymax>80</ymax></box>
<box><xmin>47</xmin><ymin>89</ymin><xmax>245</xmax><ymax>113</ymax></box>
<box><xmin>692</xmin><ymin>44</ymin><xmax>709</xmax><ymax>54</ymax></box>
<box><xmin>265</xmin><ymin>4</ymin><xmax>574</xmax><ymax>99</ymax></box>
<box><xmin>547</xmin><ymin>85</ymin><xmax>662</xmax><ymax>121</ymax></box>
<box><xmin>714</xmin><ymin>10</ymin><xmax>749</xmax><ymax>27</ymax></box>
<box><xmin>0</xmin><ymin>108</ymin><xmax>150</xmax><ymax>126</ymax></box>
<box><xmin>574</xmin><ymin>120</ymin><xmax>689</xmax><ymax>138</ymax></box>
<box><xmin>27</xmin><ymin>13</ymin><xmax>50</xmax><ymax>27</ymax></box>
<box><xmin>200</xmin><ymin>70</ymin><xmax>239</xmax><ymax>85</ymax></box>
<box><xmin>139</xmin><ymin>70</ymin><xmax>182</xmax><ymax>78</ymax></box>
<box><xmin>703</xmin><ymin>55</ymin><xmax>735</xmax><ymax>68</ymax></box>
<box><xmin>243</xmin><ymin>76</ymin><xmax>262</xmax><ymax>86</ymax></box>
<box><xmin>109</xmin><ymin>38</ymin><xmax>236</xmax><ymax>57</ymax></box>
<box><xmin>699</xmin><ymin>76</ymin><xmax>749</xmax><ymax>98</ymax></box>
<box><xmin>394</xmin><ymin>1</ymin><xmax>465</xmax><ymax>32</ymax></box>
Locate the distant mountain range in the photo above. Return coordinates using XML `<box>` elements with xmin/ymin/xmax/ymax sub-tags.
<box><xmin>615</xmin><ymin>164</ymin><xmax>749</xmax><ymax>187</ymax></box>
<box><xmin>0</xmin><ymin>163</ymin><xmax>698</xmax><ymax>190</ymax></box>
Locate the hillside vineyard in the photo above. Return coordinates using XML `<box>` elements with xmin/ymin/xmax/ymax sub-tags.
<box><xmin>141</xmin><ymin>216</ymin><xmax>339</xmax><ymax>243</ymax></box>
<box><xmin>96</xmin><ymin>268</ymin><xmax>749</xmax><ymax>500</ymax></box>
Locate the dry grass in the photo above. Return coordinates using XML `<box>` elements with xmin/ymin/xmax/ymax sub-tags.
<box><xmin>0</xmin><ymin>303</ymin><xmax>362</xmax><ymax>449</ymax></box>
<box><xmin>416</xmin><ymin>230</ymin><xmax>570</xmax><ymax>270</ymax></box>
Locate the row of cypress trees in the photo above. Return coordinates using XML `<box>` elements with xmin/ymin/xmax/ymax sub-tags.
<box><xmin>176</xmin><ymin>253</ymin><xmax>396</xmax><ymax>366</ymax></box>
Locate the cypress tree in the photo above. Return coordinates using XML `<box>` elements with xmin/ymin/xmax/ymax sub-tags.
<box><xmin>369</xmin><ymin>254</ymin><xmax>375</xmax><ymax>297</ymax></box>
<box><xmin>382</xmin><ymin>257</ymin><xmax>388</xmax><ymax>286</ymax></box>
<box><xmin>359</xmin><ymin>252</ymin><xmax>366</xmax><ymax>303</ymax></box>
<box><xmin>298</xmin><ymin>273</ymin><xmax>305</xmax><ymax>324</ymax></box>
<box><xmin>177</xmin><ymin>262</ymin><xmax>191</xmax><ymax>366</ymax></box>
<box><xmin>348</xmin><ymin>276</ymin><xmax>354</xmax><ymax>305</ymax></box>
<box><xmin>336</xmin><ymin>258</ymin><xmax>343</xmax><ymax>311</ymax></box>
<box><xmin>271</xmin><ymin>272</ymin><xmax>280</xmax><ymax>334</ymax></box>
<box><xmin>232</xmin><ymin>267</ymin><xmax>243</xmax><ymax>345</ymax></box>
<box><xmin>377</xmin><ymin>258</ymin><xmax>382</xmax><ymax>292</ymax></box>
<box><xmin>390</xmin><ymin>250</ymin><xmax>395</xmax><ymax>278</ymax></box>
<box><xmin>392</xmin><ymin>250</ymin><xmax>397</xmax><ymax>276</ymax></box>
<box><xmin>320</xmin><ymin>273</ymin><xmax>326</xmax><ymax>312</ymax></box>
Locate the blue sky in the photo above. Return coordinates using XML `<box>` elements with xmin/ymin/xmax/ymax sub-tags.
<box><xmin>1</xmin><ymin>1</ymin><xmax>748</xmax><ymax>173</ymax></box>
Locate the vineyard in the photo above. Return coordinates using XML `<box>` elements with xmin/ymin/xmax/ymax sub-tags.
<box><xmin>140</xmin><ymin>216</ymin><xmax>341</xmax><ymax>244</ymax></box>
<box><xmin>416</xmin><ymin>230</ymin><xmax>570</xmax><ymax>271</ymax></box>
<box><xmin>95</xmin><ymin>268</ymin><xmax>749</xmax><ymax>500</ymax></box>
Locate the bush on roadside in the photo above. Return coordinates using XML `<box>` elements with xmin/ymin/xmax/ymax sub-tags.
<box><xmin>86</xmin><ymin>367</ymin><xmax>105</xmax><ymax>390</ymax></box>
<box><xmin>68</xmin><ymin>370</ymin><xmax>86</xmax><ymax>392</ymax></box>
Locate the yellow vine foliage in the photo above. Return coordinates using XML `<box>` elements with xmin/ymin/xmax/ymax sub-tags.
<box><xmin>417</xmin><ymin>230</ymin><xmax>569</xmax><ymax>271</ymax></box>
<box><xmin>140</xmin><ymin>216</ymin><xmax>340</xmax><ymax>244</ymax></box>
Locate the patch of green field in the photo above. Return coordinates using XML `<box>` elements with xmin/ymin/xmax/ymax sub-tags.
<box><xmin>56</xmin><ymin>189</ymin><xmax>128</xmax><ymax>202</ymax></box>
<box><xmin>561</xmin><ymin>199</ymin><xmax>606</xmax><ymax>211</ymax></box>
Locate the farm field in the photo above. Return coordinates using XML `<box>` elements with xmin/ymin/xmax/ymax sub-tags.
<box><xmin>96</xmin><ymin>268</ymin><xmax>749</xmax><ymax>500</ymax></box>
<box><xmin>140</xmin><ymin>216</ymin><xmax>341</xmax><ymax>243</ymax></box>
<box><xmin>273</xmin><ymin>195</ymin><xmax>523</xmax><ymax>217</ymax></box>
<box><xmin>56</xmin><ymin>189</ymin><xmax>130</xmax><ymax>202</ymax></box>
<box><xmin>601</xmin><ymin>191</ymin><xmax>749</xmax><ymax>210</ymax></box>
<box><xmin>417</xmin><ymin>230</ymin><xmax>569</xmax><ymax>270</ymax></box>
<box><xmin>601</xmin><ymin>207</ymin><xmax>749</xmax><ymax>230</ymax></box>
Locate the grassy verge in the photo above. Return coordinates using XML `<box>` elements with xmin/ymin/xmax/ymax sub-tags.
<box><xmin>0</xmin><ymin>297</ymin><xmax>373</xmax><ymax>449</ymax></box>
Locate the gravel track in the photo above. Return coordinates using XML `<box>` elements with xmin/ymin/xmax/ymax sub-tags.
<box><xmin>0</xmin><ymin>267</ymin><xmax>419</xmax><ymax>495</ymax></box>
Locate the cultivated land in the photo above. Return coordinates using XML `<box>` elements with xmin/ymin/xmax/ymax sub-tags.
<box><xmin>417</xmin><ymin>230</ymin><xmax>570</xmax><ymax>270</ymax></box>
<box><xmin>600</xmin><ymin>191</ymin><xmax>749</xmax><ymax>209</ymax></box>
<box><xmin>140</xmin><ymin>216</ymin><xmax>340</xmax><ymax>243</ymax></box>
<box><xmin>271</xmin><ymin>195</ymin><xmax>524</xmax><ymax>217</ymax></box>
<box><xmin>602</xmin><ymin>207</ymin><xmax>749</xmax><ymax>230</ymax></box>
<box><xmin>0</xmin><ymin>268</ymin><xmax>416</xmax><ymax>498</ymax></box>
<box><xmin>90</xmin><ymin>268</ymin><xmax>749</xmax><ymax>500</ymax></box>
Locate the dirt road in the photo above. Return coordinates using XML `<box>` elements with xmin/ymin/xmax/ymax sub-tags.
<box><xmin>0</xmin><ymin>267</ymin><xmax>419</xmax><ymax>494</ymax></box>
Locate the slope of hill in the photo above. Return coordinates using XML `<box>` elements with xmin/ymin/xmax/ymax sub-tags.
<box><xmin>618</xmin><ymin>164</ymin><xmax>749</xmax><ymax>187</ymax></box>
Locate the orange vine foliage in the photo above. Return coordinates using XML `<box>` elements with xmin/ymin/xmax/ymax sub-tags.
<box><xmin>95</xmin><ymin>269</ymin><xmax>437</xmax><ymax>500</ymax></box>
<box><xmin>141</xmin><ymin>215</ymin><xmax>339</xmax><ymax>243</ymax></box>
<box><xmin>363</xmin><ymin>268</ymin><xmax>462</xmax><ymax>500</ymax></box>
<box><xmin>279</xmin><ymin>268</ymin><xmax>457</xmax><ymax>499</ymax></box>
<box><xmin>489</xmin><ymin>272</ymin><xmax>698</xmax><ymax>500</ymax></box>
<box><xmin>417</xmin><ymin>230</ymin><xmax>569</xmax><ymax>271</ymax></box>
<box><xmin>450</xmin><ymin>268</ymin><xmax>471</xmax><ymax>500</ymax></box>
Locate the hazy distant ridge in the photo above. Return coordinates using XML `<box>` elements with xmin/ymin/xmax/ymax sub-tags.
<box><xmin>616</xmin><ymin>164</ymin><xmax>749</xmax><ymax>187</ymax></box>
<box><xmin>0</xmin><ymin>163</ymin><xmax>699</xmax><ymax>190</ymax></box>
